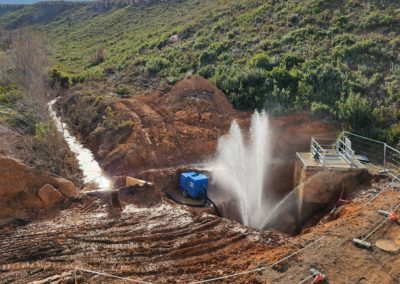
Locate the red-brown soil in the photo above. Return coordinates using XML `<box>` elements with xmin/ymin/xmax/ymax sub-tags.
<box><xmin>92</xmin><ymin>75</ymin><xmax>246</xmax><ymax>176</ymax></box>
<box><xmin>0</xmin><ymin>195</ymin><xmax>285</xmax><ymax>283</ymax></box>
<box><xmin>0</xmin><ymin>179</ymin><xmax>398</xmax><ymax>283</ymax></box>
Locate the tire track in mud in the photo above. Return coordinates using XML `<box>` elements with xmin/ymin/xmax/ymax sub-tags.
<box><xmin>0</xmin><ymin>198</ymin><xmax>283</xmax><ymax>283</ymax></box>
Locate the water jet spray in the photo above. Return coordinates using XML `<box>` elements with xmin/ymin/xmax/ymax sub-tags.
<box><xmin>211</xmin><ymin>111</ymin><xmax>271</xmax><ymax>228</ymax></box>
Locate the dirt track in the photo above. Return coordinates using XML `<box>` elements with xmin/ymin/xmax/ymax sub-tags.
<box><xmin>0</xmin><ymin>195</ymin><xmax>284</xmax><ymax>283</ymax></box>
<box><xmin>1</xmin><ymin>179</ymin><xmax>399</xmax><ymax>283</ymax></box>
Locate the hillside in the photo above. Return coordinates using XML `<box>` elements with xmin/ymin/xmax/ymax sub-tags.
<box><xmin>0</xmin><ymin>2</ymin><xmax>400</xmax><ymax>283</ymax></box>
<box><xmin>0</xmin><ymin>0</ymin><xmax>399</xmax><ymax>144</ymax></box>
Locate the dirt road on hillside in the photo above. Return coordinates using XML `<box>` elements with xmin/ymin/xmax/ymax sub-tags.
<box><xmin>0</xmin><ymin>195</ymin><xmax>284</xmax><ymax>283</ymax></box>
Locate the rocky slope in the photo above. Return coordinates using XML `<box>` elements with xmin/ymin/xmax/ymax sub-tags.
<box><xmin>0</xmin><ymin>155</ymin><xmax>78</xmax><ymax>224</ymax></box>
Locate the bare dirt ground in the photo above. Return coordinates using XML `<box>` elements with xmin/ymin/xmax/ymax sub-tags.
<box><xmin>0</xmin><ymin>195</ymin><xmax>285</xmax><ymax>283</ymax></box>
<box><xmin>0</xmin><ymin>178</ymin><xmax>398</xmax><ymax>283</ymax></box>
<box><xmin>262</xmin><ymin>180</ymin><xmax>400</xmax><ymax>284</ymax></box>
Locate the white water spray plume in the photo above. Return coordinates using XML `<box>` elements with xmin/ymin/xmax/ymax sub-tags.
<box><xmin>211</xmin><ymin>111</ymin><xmax>271</xmax><ymax>228</ymax></box>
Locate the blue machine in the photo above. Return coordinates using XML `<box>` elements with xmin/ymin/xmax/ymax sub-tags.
<box><xmin>179</xmin><ymin>172</ymin><xmax>208</xmax><ymax>199</ymax></box>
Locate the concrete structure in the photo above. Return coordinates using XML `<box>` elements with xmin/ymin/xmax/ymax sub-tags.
<box><xmin>294</xmin><ymin>137</ymin><xmax>365</xmax><ymax>187</ymax></box>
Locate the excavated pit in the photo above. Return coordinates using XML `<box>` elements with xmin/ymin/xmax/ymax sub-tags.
<box><xmin>123</xmin><ymin>161</ymin><xmax>371</xmax><ymax>236</ymax></box>
<box><xmin>106</xmin><ymin>108</ymin><xmax>365</xmax><ymax>235</ymax></box>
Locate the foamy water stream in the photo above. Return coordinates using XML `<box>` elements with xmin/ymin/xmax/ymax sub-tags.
<box><xmin>48</xmin><ymin>99</ymin><xmax>112</xmax><ymax>190</ymax></box>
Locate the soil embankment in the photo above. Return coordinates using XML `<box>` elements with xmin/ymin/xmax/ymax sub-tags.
<box><xmin>58</xmin><ymin>75</ymin><xmax>342</xmax><ymax>227</ymax></box>
<box><xmin>58</xmin><ymin>76</ymin><xmax>246</xmax><ymax>177</ymax></box>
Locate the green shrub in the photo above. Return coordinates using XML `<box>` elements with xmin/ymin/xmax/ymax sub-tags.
<box><xmin>193</xmin><ymin>37</ymin><xmax>208</xmax><ymax>50</ymax></box>
<box><xmin>116</xmin><ymin>85</ymin><xmax>131</xmax><ymax>97</ymax></box>
<box><xmin>50</xmin><ymin>68</ymin><xmax>70</xmax><ymax>89</ymax></box>
<box><xmin>334</xmin><ymin>15</ymin><xmax>349</xmax><ymax>29</ymax></box>
<box><xmin>337</xmin><ymin>91</ymin><xmax>371</xmax><ymax>131</ymax></box>
<box><xmin>199</xmin><ymin>50</ymin><xmax>217</xmax><ymax>65</ymax></box>
<box><xmin>298</xmin><ymin>63</ymin><xmax>345</xmax><ymax>106</ymax></box>
<box><xmin>198</xmin><ymin>65</ymin><xmax>215</xmax><ymax>79</ymax></box>
<box><xmin>281</xmin><ymin>53</ymin><xmax>304</xmax><ymax>69</ymax></box>
<box><xmin>311</xmin><ymin>102</ymin><xmax>331</xmax><ymax>117</ymax></box>
<box><xmin>145</xmin><ymin>57</ymin><xmax>169</xmax><ymax>74</ymax></box>
<box><xmin>0</xmin><ymin>86</ymin><xmax>23</xmax><ymax>106</ymax></box>
<box><xmin>248</xmin><ymin>52</ymin><xmax>272</xmax><ymax>70</ymax></box>
<box><xmin>35</xmin><ymin>122</ymin><xmax>52</xmax><ymax>139</ymax></box>
<box><xmin>365</xmin><ymin>11</ymin><xmax>393</xmax><ymax>27</ymax></box>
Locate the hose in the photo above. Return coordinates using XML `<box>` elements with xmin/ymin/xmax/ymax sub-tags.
<box><xmin>162</xmin><ymin>189</ymin><xmax>207</xmax><ymax>207</ymax></box>
<box><xmin>206</xmin><ymin>196</ymin><xmax>222</xmax><ymax>217</ymax></box>
<box><xmin>161</xmin><ymin>188</ymin><xmax>222</xmax><ymax>217</ymax></box>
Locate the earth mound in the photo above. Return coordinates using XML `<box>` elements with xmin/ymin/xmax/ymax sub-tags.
<box><xmin>86</xmin><ymin>76</ymin><xmax>242</xmax><ymax>176</ymax></box>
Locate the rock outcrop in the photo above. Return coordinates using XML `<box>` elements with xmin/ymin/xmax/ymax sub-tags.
<box><xmin>0</xmin><ymin>155</ymin><xmax>78</xmax><ymax>222</ymax></box>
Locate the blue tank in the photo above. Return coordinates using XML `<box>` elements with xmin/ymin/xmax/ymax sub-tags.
<box><xmin>179</xmin><ymin>172</ymin><xmax>208</xmax><ymax>199</ymax></box>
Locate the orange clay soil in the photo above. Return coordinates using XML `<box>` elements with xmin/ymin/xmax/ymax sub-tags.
<box><xmin>0</xmin><ymin>179</ymin><xmax>398</xmax><ymax>283</ymax></box>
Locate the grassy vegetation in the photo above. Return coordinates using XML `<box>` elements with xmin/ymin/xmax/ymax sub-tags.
<box><xmin>1</xmin><ymin>0</ymin><xmax>399</xmax><ymax>145</ymax></box>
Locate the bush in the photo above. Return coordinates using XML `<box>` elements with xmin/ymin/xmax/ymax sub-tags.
<box><xmin>116</xmin><ymin>85</ymin><xmax>130</xmax><ymax>97</ymax></box>
<box><xmin>248</xmin><ymin>52</ymin><xmax>272</xmax><ymax>70</ymax></box>
<box><xmin>337</xmin><ymin>91</ymin><xmax>371</xmax><ymax>131</ymax></box>
<box><xmin>0</xmin><ymin>85</ymin><xmax>23</xmax><ymax>106</ymax></box>
<box><xmin>298</xmin><ymin>63</ymin><xmax>345</xmax><ymax>107</ymax></box>
<box><xmin>50</xmin><ymin>68</ymin><xmax>70</xmax><ymax>89</ymax></box>
<box><xmin>90</xmin><ymin>48</ymin><xmax>105</xmax><ymax>66</ymax></box>
<box><xmin>198</xmin><ymin>66</ymin><xmax>215</xmax><ymax>79</ymax></box>
<box><xmin>145</xmin><ymin>57</ymin><xmax>169</xmax><ymax>74</ymax></box>
<box><xmin>199</xmin><ymin>50</ymin><xmax>216</xmax><ymax>65</ymax></box>
<box><xmin>311</xmin><ymin>102</ymin><xmax>331</xmax><ymax>117</ymax></box>
<box><xmin>365</xmin><ymin>11</ymin><xmax>393</xmax><ymax>27</ymax></box>
<box><xmin>193</xmin><ymin>37</ymin><xmax>208</xmax><ymax>50</ymax></box>
<box><xmin>35</xmin><ymin>122</ymin><xmax>52</xmax><ymax>139</ymax></box>
<box><xmin>281</xmin><ymin>53</ymin><xmax>304</xmax><ymax>69</ymax></box>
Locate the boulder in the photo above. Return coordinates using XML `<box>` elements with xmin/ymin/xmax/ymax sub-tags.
<box><xmin>376</xmin><ymin>239</ymin><xmax>400</xmax><ymax>254</ymax></box>
<box><xmin>53</xmin><ymin>177</ymin><xmax>78</xmax><ymax>198</ymax></box>
<box><xmin>0</xmin><ymin>155</ymin><xmax>78</xmax><ymax>221</ymax></box>
<box><xmin>38</xmin><ymin>184</ymin><xmax>65</xmax><ymax>208</ymax></box>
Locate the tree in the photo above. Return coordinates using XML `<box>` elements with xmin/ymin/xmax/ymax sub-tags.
<box><xmin>10</xmin><ymin>32</ymin><xmax>50</xmax><ymax>123</ymax></box>
<box><xmin>337</xmin><ymin>91</ymin><xmax>371</xmax><ymax>131</ymax></box>
<box><xmin>298</xmin><ymin>63</ymin><xmax>345</xmax><ymax>107</ymax></box>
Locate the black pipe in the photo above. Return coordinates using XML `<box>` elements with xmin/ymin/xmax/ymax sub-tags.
<box><xmin>161</xmin><ymin>188</ymin><xmax>222</xmax><ymax>217</ymax></box>
<box><xmin>206</xmin><ymin>196</ymin><xmax>222</xmax><ymax>217</ymax></box>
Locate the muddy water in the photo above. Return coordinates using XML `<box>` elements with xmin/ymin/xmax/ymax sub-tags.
<box><xmin>48</xmin><ymin>99</ymin><xmax>112</xmax><ymax>190</ymax></box>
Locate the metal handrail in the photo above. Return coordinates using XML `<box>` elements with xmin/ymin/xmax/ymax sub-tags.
<box><xmin>344</xmin><ymin>132</ymin><xmax>400</xmax><ymax>182</ymax></box>
<box><xmin>336</xmin><ymin>137</ymin><xmax>355</xmax><ymax>165</ymax></box>
<box><xmin>311</xmin><ymin>136</ymin><xmax>356</xmax><ymax>167</ymax></box>
<box><xmin>310</xmin><ymin>137</ymin><xmax>327</xmax><ymax>167</ymax></box>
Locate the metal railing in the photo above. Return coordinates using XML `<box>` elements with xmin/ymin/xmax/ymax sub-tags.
<box><xmin>310</xmin><ymin>137</ymin><xmax>328</xmax><ymax>167</ymax></box>
<box><xmin>310</xmin><ymin>137</ymin><xmax>355</xmax><ymax>167</ymax></box>
<box><xmin>336</xmin><ymin>137</ymin><xmax>355</xmax><ymax>165</ymax></box>
<box><xmin>344</xmin><ymin>132</ymin><xmax>400</xmax><ymax>182</ymax></box>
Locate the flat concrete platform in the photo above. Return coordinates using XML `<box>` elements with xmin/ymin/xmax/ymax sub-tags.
<box><xmin>296</xmin><ymin>152</ymin><xmax>365</xmax><ymax>170</ymax></box>
<box><xmin>294</xmin><ymin>152</ymin><xmax>366</xmax><ymax>187</ymax></box>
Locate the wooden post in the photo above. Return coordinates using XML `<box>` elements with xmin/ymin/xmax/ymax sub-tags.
<box><xmin>110</xmin><ymin>189</ymin><xmax>121</xmax><ymax>208</ymax></box>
